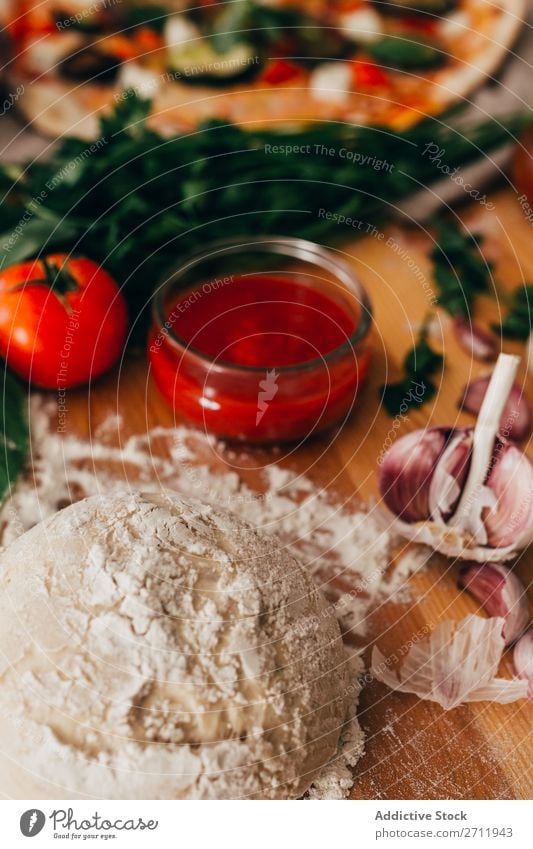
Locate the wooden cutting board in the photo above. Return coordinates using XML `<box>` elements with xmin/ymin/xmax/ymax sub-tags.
<box><xmin>52</xmin><ymin>187</ymin><xmax>533</xmax><ymax>800</ymax></box>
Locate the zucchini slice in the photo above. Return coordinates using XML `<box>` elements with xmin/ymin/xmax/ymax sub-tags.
<box><xmin>168</xmin><ymin>38</ymin><xmax>260</xmax><ymax>84</ymax></box>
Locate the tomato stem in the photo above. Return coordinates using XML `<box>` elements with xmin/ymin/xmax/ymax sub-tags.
<box><xmin>41</xmin><ymin>259</ymin><xmax>79</xmax><ymax>296</ymax></box>
<box><xmin>8</xmin><ymin>258</ymin><xmax>80</xmax><ymax>312</ymax></box>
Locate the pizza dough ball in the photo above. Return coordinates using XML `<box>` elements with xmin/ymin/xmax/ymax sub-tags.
<box><xmin>0</xmin><ymin>492</ymin><xmax>352</xmax><ymax>799</ymax></box>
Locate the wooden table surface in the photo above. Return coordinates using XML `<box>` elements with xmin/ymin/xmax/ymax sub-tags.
<box><xmin>59</xmin><ymin>187</ymin><xmax>533</xmax><ymax>801</ymax></box>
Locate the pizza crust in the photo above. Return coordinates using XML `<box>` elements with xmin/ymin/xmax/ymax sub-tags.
<box><xmin>429</xmin><ymin>0</ymin><xmax>527</xmax><ymax>110</ymax></box>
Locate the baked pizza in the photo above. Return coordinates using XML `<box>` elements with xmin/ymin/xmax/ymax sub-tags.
<box><xmin>3</xmin><ymin>0</ymin><xmax>527</xmax><ymax>139</ymax></box>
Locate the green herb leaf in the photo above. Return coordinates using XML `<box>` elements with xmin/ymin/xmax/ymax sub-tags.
<box><xmin>367</xmin><ymin>35</ymin><xmax>444</xmax><ymax>70</ymax></box>
<box><xmin>404</xmin><ymin>334</ymin><xmax>443</xmax><ymax>376</ymax></box>
<box><xmin>493</xmin><ymin>284</ymin><xmax>533</xmax><ymax>340</ymax></box>
<box><xmin>431</xmin><ymin>218</ymin><xmax>493</xmax><ymax>317</ymax></box>
<box><xmin>98</xmin><ymin>89</ymin><xmax>153</xmax><ymax>138</ymax></box>
<box><xmin>381</xmin><ymin>329</ymin><xmax>443</xmax><ymax>416</ymax></box>
<box><xmin>0</xmin><ymin>369</ymin><xmax>28</xmax><ymax>503</ymax></box>
<box><xmin>382</xmin><ymin>378</ymin><xmax>437</xmax><ymax>417</ymax></box>
<box><xmin>123</xmin><ymin>4</ymin><xmax>169</xmax><ymax>33</ymax></box>
<box><xmin>0</xmin><ymin>216</ymin><xmax>80</xmax><ymax>267</ymax></box>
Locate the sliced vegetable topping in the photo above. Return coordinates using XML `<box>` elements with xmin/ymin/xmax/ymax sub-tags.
<box><xmin>261</xmin><ymin>59</ymin><xmax>302</xmax><ymax>85</ymax></box>
<box><xmin>310</xmin><ymin>62</ymin><xmax>352</xmax><ymax>104</ymax></box>
<box><xmin>166</xmin><ymin>14</ymin><xmax>259</xmax><ymax>84</ymax></box>
<box><xmin>339</xmin><ymin>8</ymin><xmax>383</xmax><ymax>45</ymax></box>
<box><xmin>169</xmin><ymin>37</ymin><xmax>258</xmax><ymax>83</ymax></box>
<box><xmin>367</xmin><ymin>34</ymin><xmax>445</xmax><ymax>70</ymax></box>
<box><xmin>351</xmin><ymin>58</ymin><xmax>389</xmax><ymax>87</ymax></box>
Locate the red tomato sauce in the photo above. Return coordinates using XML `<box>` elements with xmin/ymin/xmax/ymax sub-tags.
<box><xmin>168</xmin><ymin>275</ymin><xmax>355</xmax><ymax>366</ymax></box>
<box><xmin>149</xmin><ymin>274</ymin><xmax>371</xmax><ymax>442</ymax></box>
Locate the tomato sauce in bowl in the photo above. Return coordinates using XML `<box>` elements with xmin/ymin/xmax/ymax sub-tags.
<box><xmin>149</xmin><ymin>237</ymin><xmax>372</xmax><ymax>443</ymax></box>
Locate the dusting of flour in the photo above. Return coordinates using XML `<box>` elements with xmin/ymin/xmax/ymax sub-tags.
<box><xmin>0</xmin><ymin>397</ymin><xmax>426</xmax><ymax>799</ymax></box>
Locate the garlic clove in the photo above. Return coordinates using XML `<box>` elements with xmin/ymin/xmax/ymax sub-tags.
<box><xmin>458</xmin><ymin>562</ymin><xmax>529</xmax><ymax>645</ymax></box>
<box><xmin>483</xmin><ymin>440</ymin><xmax>533</xmax><ymax>549</ymax></box>
<box><xmin>513</xmin><ymin>630</ymin><xmax>533</xmax><ymax>700</ymax></box>
<box><xmin>428</xmin><ymin>430</ymin><xmax>471</xmax><ymax>521</ymax></box>
<box><xmin>453</xmin><ymin>317</ymin><xmax>497</xmax><ymax>362</ymax></box>
<box><xmin>459</xmin><ymin>377</ymin><xmax>532</xmax><ymax>443</ymax></box>
<box><xmin>501</xmin><ymin>386</ymin><xmax>533</xmax><ymax>443</ymax></box>
<box><xmin>378</xmin><ymin>428</ymin><xmax>449</xmax><ymax>522</ymax></box>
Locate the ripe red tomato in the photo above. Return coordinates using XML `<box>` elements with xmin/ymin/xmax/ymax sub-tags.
<box><xmin>0</xmin><ymin>254</ymin><xmax>128</xmax><ymax>388</ymax></box>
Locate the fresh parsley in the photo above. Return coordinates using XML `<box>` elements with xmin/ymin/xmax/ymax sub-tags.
<box><xmin>431</xmin><ymin>218</ymin><xmax>493</xmax><ymax>317</ymax></box>
<box><xmin>493</xmin><ymin>284</ymin><xmax>533</xmax><ymax>340</ymax></box>
<box><xmin>381</xmin><ymin>326</ymin><xmax>443</xmax><ymax>416</ymax></box>
<box><xmin>381</xmin><ymin>218</ymin><xmax>495</xmax><ymax>415</ymax></box>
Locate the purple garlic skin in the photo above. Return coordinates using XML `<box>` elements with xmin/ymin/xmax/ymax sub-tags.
<box><xmin>460</xmin><ymin>377</ymin><xmax>532</xmax><ymax>443</ymax></box>
<box><xmin>513</xmin><ymin>630</ymin><xmax>533</xmax><ymax>700</ymax></box>
<box><xmin>379</xmin><ymin>426</ymin><xmax>471</xmax><ymax>523</ymax></box>
<box><xmin>483</xmin><ymin>439</ymin><xmax>533</xmax><ymax>548</ymax></box>
<box><xmin>458</xmin><ymin>562</ymin><xmax>529</xmax><ymax>645</ymax></box>
<box><xmin>379</xmin><ymin>426</ymin><xmax>533</xmax><ymax>551</ymax></box>
<box><xmin>453</xmin><ymin>317</ymin><xmax>497</xmax><ymax>363</ymax></box>
<box><xmin>378</xmin><ymin>428</ymin><xmax>450</xmax><ymax>522</ymax></box>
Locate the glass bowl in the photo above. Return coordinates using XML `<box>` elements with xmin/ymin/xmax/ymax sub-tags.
<box><xmin>148</xmin><ymin>236</ymin><xmax>372</xmax><ymax>443</ymax></box>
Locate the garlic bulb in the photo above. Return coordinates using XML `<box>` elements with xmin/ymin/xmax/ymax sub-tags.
<box><xmin>458</xmin><ymin>563</ymin><xmax>529</xmax><ymax>645</ymax></box>
<box><xmin>379</xmin><ymin>354</ymin><xmax>533</xmax><ymax>561</ymax></box>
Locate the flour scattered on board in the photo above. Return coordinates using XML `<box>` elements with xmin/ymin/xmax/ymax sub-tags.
<box><xmin>0</xmin><ymin>397</ymin><xmax>427</xmax><ymax>799</ymax></box>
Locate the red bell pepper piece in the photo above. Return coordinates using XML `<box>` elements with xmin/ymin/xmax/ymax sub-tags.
<box><xmin>261</xmin><ymin>59</ymin><xmax>302</xmax><ymax>85</ymax></box>
<box><xmin>352</xmin><ymin>59</ymin><xmax>389</xmax><ymax>88</ymax></box>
